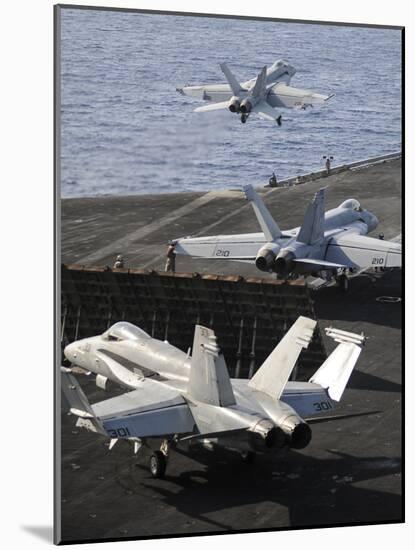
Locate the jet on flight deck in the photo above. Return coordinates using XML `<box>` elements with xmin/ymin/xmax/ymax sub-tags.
<box><xmin>173</xmin><ymin>186</ymin><xmax>402</xmax><ymax>291</ymax></box>
<box><xmin>62</xmin><ymin>318</ymin><xmax>365</xmax><ymax>478</ymax></box>
<box><xmin>176</xmin><ymin>59</ymin><xmax>333</xmax><ymax>124</ymax></box>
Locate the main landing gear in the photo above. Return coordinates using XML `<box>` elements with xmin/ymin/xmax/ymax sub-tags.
<box><xmin>335</xmin><ymin>270</ymin><xmax>349</xmax><ymax>293</ymax></box>
<box><xmin>150</xmin><ymin>451</ymin><xmax>167</xmax><ymax>478</ymax></box>
<box><xmin>149</xmin><ymin>439</ymin><xmax>171</xmax><ymax>479</ymax></box>
<box><xmin>241</xmin><ymin>113</ymin><xmax>249</xmax><ymax>124</ymax></box>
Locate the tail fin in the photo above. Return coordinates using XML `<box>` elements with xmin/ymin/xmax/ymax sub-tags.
<box><xmin>243</xmin><ymin>184</ymin><xmax>282</xmax><ymax>241</ymax></box>
<box><xmin>309</xmin><ymin>327</ymin><xmax>365</xmax><ymax>401</ymax></box>
<box><xmin>251</xmin><ymin>66</ymin><xmax>268</xmax><ymax>98</ymax></box>
<box><xmin>188</xmin><ymin>326</ymin><xmax>236</xmax><ymax>407</ymax></box>
<box><xmin>220</xmin><ymin>63</ymin><xmax>244</xmax><ymax>96</ymax></box>
<box><xmin>248</xmin><ymin>317</ymin><xmax>316</xmax><ymax>399</ymax></box>
<box><xmin>296</xmin><ymin>188</ymin><xmax>326</xmax><ymax>245</ymax></box>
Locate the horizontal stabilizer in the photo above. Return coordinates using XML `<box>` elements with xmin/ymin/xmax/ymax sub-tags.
<box><xmin>188</xmin><ymin>325</ymin><xmax>236</xmax><ymax>407</ymax></box>
<box><xmin>310</xmin><ymin>339</ymin><xmax>362</xmax><ymax>402</ymax></box>
<box><xmin>297</xmin><ymin>188</ymin><xmax>326</xmax><ymax>245</ymax></box>
<box><xmin>248</xmin><ymin>316</ymin><xmax>316</xmax><ymax>399</ymax></box>
<box><xmin>307</xmin><ymin>410</ymin><xmax>379</xmax><ymax>424</ymax></box>
<box><xmin>243</xmin><ymin>185</ymin><xmax>282</xmax><ymax>241</ymax></box>
<box><xmin>253</xmin><ymin>100</ymin><xmax>279</xmax><ymax>121</ymax></box>
<box><xmin>294</xmin><ymin>258</ymin><xmax>347</xmax><ymax>269</ymax></box>
<box><xmin>194</xmin><ymin>100</ymin><xmax>230</xmax><ymax>113</ymax></box>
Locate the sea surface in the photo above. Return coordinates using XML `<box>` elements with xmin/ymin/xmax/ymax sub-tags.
<box><xmin>60</xmin><ymin>9</ymin><xmax>402</xmax><ymax>198</ymax></box>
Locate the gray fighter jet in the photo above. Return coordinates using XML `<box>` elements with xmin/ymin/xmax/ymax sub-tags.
<box><xmin>177</xmin><ymin>60</ymin><xmax>333</xmax><ymax>124</ymax></box>
<box><xmin>62</xmin><ymin>318</ymin><xmax>365</xmax><ymax>478</ymax></box>
<box><xmin>173</xmin><ymin>186</ymin><xmax>402</xmax><ymax>291</ymax></box>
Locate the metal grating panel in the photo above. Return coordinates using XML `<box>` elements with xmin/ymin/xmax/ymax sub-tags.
<box><xmin>61</xmin><ymin>264</ymin><xmax>327</xmax><ymax>379</ymax></box>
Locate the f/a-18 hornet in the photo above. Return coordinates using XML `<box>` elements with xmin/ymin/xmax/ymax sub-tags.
<box><xmin>62</xmin><ymin>317</ymin><xmax>365</xmax><ymax>478</ymax></box>
<box><xmin>176</xmin><ymin>59</ymin><xmax>333</xmax><ymax>124</ymax></box>
<box><xmin>173</xmin><ymin>186</ymin><xmax>402</xmax><ymax>291</ymax></box>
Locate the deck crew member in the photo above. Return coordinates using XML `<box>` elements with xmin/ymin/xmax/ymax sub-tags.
<box><xmin>113</xmin><ymin>254</ymin><xmax>124</xmax><ymax>269</ymax></box>
<box><xmin>165</xmin><ymin>244</ymin><xmax>176</xmax><ymax>272</ymax></box>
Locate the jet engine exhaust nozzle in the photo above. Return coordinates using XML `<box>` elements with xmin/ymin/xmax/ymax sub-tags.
<box><xmin>290</xmin><ymin>422</ymin><xmax>312</xmax><ymax>449</ymax></box>
<box><xmin>278</xmin><ymin>414</ymin><xmax>312</xmax><ymax>449</ymax></box>
<box><xmin>229</xmin><ymin>99</ymin><xmax>241</xmax><ymax>113</ymax></box>
<box><xmin>240</xmin><ymin>100</ymin><xmax>252</xmax><ymax>114</ymax></box>
<box><xmin>250</xmin><ymin>419</ymin><xmax>286</xmax><ymax>450</ymax></box>
<box><xmin>275</xmin><ymin>250</ymin><xmax>296</xmax><ymax>275</ymax></box>
<box><xmin>255</xmin><ymin>244</ymin><xmax>281</xmax><ymax>272</ymax></box>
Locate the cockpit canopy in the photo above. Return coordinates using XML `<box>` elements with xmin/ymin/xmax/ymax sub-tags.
<box><xmin>271</xmin><ymin>59</ymin><xmax>294</xmax><ymax>74</ymax></box>
<box><xmin>339</xmin><ymin>198</ymin><xmax>362</xmax><ymax>212</ymax></box>
<box><xmin>271</xmin><ymin>59</ymin><xmax>285</xmax><ymax>69</ymax></box>
<box><xmin>102</xmin><ymin>321</ymin><xmax>151</xmax><ymax>342</ymax></box>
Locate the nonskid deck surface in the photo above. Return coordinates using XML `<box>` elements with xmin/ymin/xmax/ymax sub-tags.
<box><xmin>60</xmin><ymin>159</ymin><xmax>402</xmax><ymax>542</ymax></box>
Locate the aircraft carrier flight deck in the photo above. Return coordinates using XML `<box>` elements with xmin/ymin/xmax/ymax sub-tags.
<box><xmin>59</xmin><ymin>157</ymin><xmax>402</xmax><ymax>542</ymax></box>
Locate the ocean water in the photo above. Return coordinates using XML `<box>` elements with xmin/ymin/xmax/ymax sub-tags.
<box><xmin>60</xmin><ymin>9</ymin><xmax>402</xmax><ymax>198</ymax></box>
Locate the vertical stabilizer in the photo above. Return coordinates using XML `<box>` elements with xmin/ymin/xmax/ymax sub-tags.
<box><xmin>310</xmin><ymin>327</ymin><xmax>365</xmax><ymax>401</ymax></box>
<box><xmin>220</xmin><ymin>63</ymin><xmax>244</xmax><ymax>95</ymax></box>
<box><xmin>248</xmin><ymin>317</ymin><xmax>316</xmax><ymax>399</ymax></box>
<box><xmin>251</xmin><ymin>66</ymin><xmax>268</xmax><ymax>98</ymax></box>
<box><xmin>248</xmin><ymin>317</ymin><xmax>317</xmax><ymax>399</ymax></box>
<box><xmin>243</xmin><ymin>185</ymin><xmax>282</xmax><ymax>241</ymax></box>
<box><xmin>188</xmin><ymin>325</ymin><xmax>236</xmax><ymax>407</ymax></box>
<box><xmin>296</xmin><ymin>188</ymin><xmax>326</xmax><ymax>245</ymax></box>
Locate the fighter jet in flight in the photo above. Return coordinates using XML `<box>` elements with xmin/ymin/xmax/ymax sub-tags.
<box><xmin>173</xmin><ymin>186</ymin><xmax>402</xmax><ymax>291</ymax></box>
<box><xmin>62</xmin><ymin>318</ymin><xmax>365</xmax><ymax>478</ymax></box>
<box><xmin>176</xmin><ymin>60</ymin><xmax>333</xmax><ymax>124</ymax></box>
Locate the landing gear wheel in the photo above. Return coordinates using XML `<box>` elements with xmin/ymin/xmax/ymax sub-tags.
<box><xmin>276</xmin><ymin>115</ymin><xmax>282</xmax><ymax>126</ymax></box>
<box><xmin>337</xmin><ymin>273</ymin><xmax>349</xmax><ymax>293</ymax></box>
<box><xmin>150</xmin><ymin>451</ymin><xmax>167</xmax><ymax>478</ymax></box>
<box><xmin>241</xmin><ymin>114</ymin><xmax>247</xmax><ymax>124</ymax></box>
<box><xmin>241</xmin><ymin>451</ymin><xmax>256</xmax><ymax>464</ymax></box>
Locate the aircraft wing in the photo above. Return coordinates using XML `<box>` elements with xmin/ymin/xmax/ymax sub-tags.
<box><xmin>252</xmin><ymin>100</ymin><xmax>280</xmax><ymax>122</ymax></box>
<box><xmin>62</xmin><ymin>369</ymin><xmax>195</xmax><ymax>439</ymax></box>
<box><xmin>268</xmin><ymin>83</ymin><xmax>333</xmax><ymax>109</ymax></box>
<box><xmin>194</xmin><ymin>100</ymin><xmax>230</xmax><ymax>112</ymax></box>
<box><xmin>173</xmin><ymin>233</ymin><xmax>265</xmax><ymax>262</ymax></box>
<box><xmin>176</xmin><ymin>84</ymin><xmax>233</xmax><ymax>102</ymax></box>
<box><xmin>293</xmin><ymin>257</ymin><xmax>347</xmax><ymax>270</ymax></box>
<box><xmin>325</xmin><ymin>233</ymin><xmax>402</xmax><ymax>269</ymax></box>
<box><xmin>61</xmin><ymin>369</ymin><xmax>106</xmax><ymax>435</ymax></box>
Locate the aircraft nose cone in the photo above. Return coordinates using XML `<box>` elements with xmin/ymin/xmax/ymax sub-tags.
<box><xmin>64</xmin><ymin>342</ymin><xmax>77</xmax><ymax>362</ymax></box>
